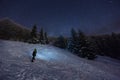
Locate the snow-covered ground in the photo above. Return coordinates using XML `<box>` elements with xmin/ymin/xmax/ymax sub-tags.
<box><xmin>0</xmin><ymin>40</ymin><xmax>120</xmax><ymax>80</ymax></box>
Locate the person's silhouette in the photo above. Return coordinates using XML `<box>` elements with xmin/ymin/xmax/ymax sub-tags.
<box><xmin>31</xmin><ymin>48</ymin><xmax>37</xmax><ymax>62</ymax></box>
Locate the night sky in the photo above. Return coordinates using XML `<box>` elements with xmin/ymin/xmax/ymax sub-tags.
<box><xmin>0</xmin><ymin>0</ymin><xmax>120</xmax><ymax>36</ymax></box>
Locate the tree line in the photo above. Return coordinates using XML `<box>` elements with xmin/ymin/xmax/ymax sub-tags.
<box><xmin>54</xmin><ymin>28</ymin><xmax>96</xmax><ymax>60</ymax></box>
<box><xmin>53</xmin><ymin>28</ymin><xmax>120</xmax><ymax>60</ymax></box>
<box><xmin>91</xmin><ymin>32</ymin><xmax>120</xmax><ymax>59</ymax></box>
<box><xmin>30</xmin><ymin>24</ymin><xmax>49</xmax><ymax>44</ymax></box>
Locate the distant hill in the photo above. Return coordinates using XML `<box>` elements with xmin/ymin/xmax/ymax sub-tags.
<box><xmin>0</xmin><ymin>18</ymin><xmax>31</xmax><ymax>41</ymax></box>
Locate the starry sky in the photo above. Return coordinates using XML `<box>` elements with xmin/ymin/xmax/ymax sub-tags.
<box><xmin>0</xmin><ymin>0</ymin><xmax>120</xmax><ymax>36</ymax></box>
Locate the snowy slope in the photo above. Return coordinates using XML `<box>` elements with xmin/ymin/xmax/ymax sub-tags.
<box><xmin>0</xmin><ymin>40</ymin><xmax>120</xmax><ymax>80</ymax></box>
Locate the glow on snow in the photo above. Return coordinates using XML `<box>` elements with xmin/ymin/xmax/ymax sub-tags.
<box><xmin>36</xmin><ymin>48</ymin><xmax>58</xmax><ymax>61</ymax></box>
<box><xmin>28</xmin><ymin>46</ymin><xmax>61</xmax><ymax>61</ymax></box>
<box><xmin>27</xmin><ymin>45</ymin><xmax>75</xmax><ymax>64</ymax></box>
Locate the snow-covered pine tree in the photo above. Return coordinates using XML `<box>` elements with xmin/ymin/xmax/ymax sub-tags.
<box><xmin>67</xmin><ymin>28</ymin><xmax>96</xmax><ymax>60</ymax></box>
<box><xmin>30</xmin><ymin>24</ymin><xmax>39</xmax><ymax>43</ymax></box>
<box><xmin>84</xmin><ymin>39</ymin><xmax>96</xmax><ymax>60</ymax></box>
<box><xmin>78</xmin><ymin>30</ymin><xmax>96</xmax><ymax>59</ymax></box>
<box><xmin>67</xmin><ymin>28</ymin><xmax>78</xmax><ymax>54</ymax></box>
<box><xmin>77</xmin><ymin>30</ymin><xmax>87</xmax><ymax>57</ymax></box>
<box><xmin>67</xmin><ymin>38</ymin><xmax>74</xmax><ymax>52</ymax></box>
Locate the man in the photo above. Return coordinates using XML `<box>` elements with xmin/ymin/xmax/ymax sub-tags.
<box><xmin>31</xmin><ymin>48</ymin><xmax>37</xmax><ymax>62</ymax></box>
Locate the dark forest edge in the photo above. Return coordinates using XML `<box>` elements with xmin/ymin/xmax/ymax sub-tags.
<box><xmin>53</xmin><ymin>29</ymin><xmax>120</xmax><ymax>60</ymax></box>
<box><xmin>0</xmin><ymin>19</ymin><xmax>120</xmax><ymax>60</ymax></box>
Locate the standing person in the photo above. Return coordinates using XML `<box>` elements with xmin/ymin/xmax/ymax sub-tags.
<box><xmin>31</xmin><ymin>48</ymin><xmax>37</xmax><ymax>62</ymax></box>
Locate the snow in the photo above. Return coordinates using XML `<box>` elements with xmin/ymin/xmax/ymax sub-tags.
<box><xmin>0</xmin><ymin>39</ymin><xmax>120</xmax><ymax>80</ymax></box>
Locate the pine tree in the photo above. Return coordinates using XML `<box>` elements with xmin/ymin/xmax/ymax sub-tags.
<box><xmin>85</xmin><ymin>39</ymin><xmax>96</xmax><ymax>60</ymax></box>
<box><xmin>31</xmin><ymin>24</ymin><xmax>37</xmax><ymax>38</ymax></box>
<box><xmin>78</xmin><ymin>30</ymin><xmax>96</xmax><ymax>59</ymax></box>
<box><xmin>68</xmin><ymin>29</ymin><xmax>96</xmax><ymax>60</ymax></box>
<box><xmin>67</xmin><ymin>28</ymin><xmax>77</xmax><ymax>53</ymax></box>
<box><xmin>30</xmin><ymin>24</ymin><xmax>38</xmax><ymax>43</ymax></box>
<box><xmin>71</xmin><ymin>28</ymin><xmax>77</xmax><ymax>40</ymax></box>
<box><xmin>44</xmin><ymin>32</ymin><xmax>49</xmax><ymax>44</ymax></box>
<box><xmin>77</xmin><ymin>30</ymin><xmax>87</xmax><ymax>57</ymax></box>
<box><xmin>39</xmin><ymin>28</ymin><xmax>44</xmax><ymax>44</ymax></box>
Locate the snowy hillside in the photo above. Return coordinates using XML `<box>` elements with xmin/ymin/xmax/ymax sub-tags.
<box><xmin>0</xmin><ymin>40</ymin><xmax>120</xmax><ymax>80</ymax></box>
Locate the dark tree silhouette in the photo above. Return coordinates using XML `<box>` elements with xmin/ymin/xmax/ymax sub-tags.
<box><xmin>68</xmin><ymin>29</ymin><xmax>96</xmax><ymax>60</ymax></box>
<box><xmin>67</xmin><ymin>28</ymin><xmax>77</xmax><ymax>53</ymax></box>
<box><xmin>30</xmin><ymin>24</ymin><xmax>38</xmax><ymax>43</ymax></box>
<box><xmin>44</xmin><ymin>32</ymin><xmax>49</xmax><ymax>44</ymax></box>
<box><xmin>54</xmin><ymin>35</ymin><xmax>66</xmax><ymax>49</ymax></box>
<box><xmin>39</xmin><ymin>28</ymin><xmax>44</xmax><ymax>44</ymax></box>
<box><xmin>31</xmin><ymin>24</ymin><xmax>37</xmax><ymax>38</ymax></box>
